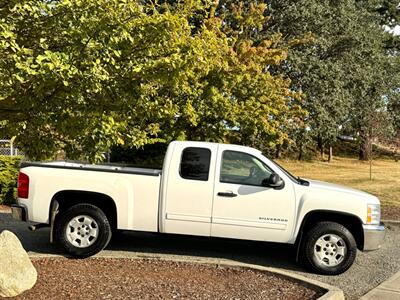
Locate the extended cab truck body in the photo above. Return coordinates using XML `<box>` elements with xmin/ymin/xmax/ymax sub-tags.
<box><xmin>12</xmin><ymin>141</ymin><xmax>385</xmax><ymax>275</ymax></box>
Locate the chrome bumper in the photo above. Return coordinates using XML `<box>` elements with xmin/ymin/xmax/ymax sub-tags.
<box><xmin>363</xmin><ymin>223</ymin><xmax>385</xmax><ymax>251</ymax></box>
<box><xmin>11</xmin><ymin>205</ymin><xmax>28</xmax><ymax>222</ymax></box>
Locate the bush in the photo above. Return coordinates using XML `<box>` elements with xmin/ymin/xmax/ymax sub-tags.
<box><xmin>0</xmin><ymin>156</ymin><xmax>22</xmax><ymax>205</ymax></box>
<box><xmin>110</xmin><ymin>143</ymin><xmax>168</xmax><ymax>168</ymax></box>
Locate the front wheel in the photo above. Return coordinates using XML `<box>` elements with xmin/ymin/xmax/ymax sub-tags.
<box><xmin>301</xmin><ymin>221</ymin><xmax>357</xmax><ymax>275</ymax></box>
<box><xmin>55</xmin><ymin>203</ymin><xmax>112</xmax><ymax>258</ymax></box>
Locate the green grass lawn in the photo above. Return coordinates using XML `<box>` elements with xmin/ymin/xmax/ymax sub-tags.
<box><xmin>277</xmin><ymin>157</ymin><xmax>400</xmax><ymax>219</ymax></box>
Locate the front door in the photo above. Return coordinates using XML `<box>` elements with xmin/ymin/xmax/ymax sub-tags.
<box><xmin>211</xmin><ymin>148</ymin><xmax>295</xmax><ymax>243</ymax></box>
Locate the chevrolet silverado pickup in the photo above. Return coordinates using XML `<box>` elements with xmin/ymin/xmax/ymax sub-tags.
<box><xmin>12</xmin><ymin>141</ymin><xmax>385</xmax><ymax>275</ymax></box>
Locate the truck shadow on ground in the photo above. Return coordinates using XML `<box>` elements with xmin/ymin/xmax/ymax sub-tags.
<box><xmin>109</xmin><ymin>230</ymin><xmax>303</xmax><ymax>272</ymax></box>
<box><xmin>0</xmin><ymin>212</ymin><xmax>305</xmax><ymax>273</ymax></box>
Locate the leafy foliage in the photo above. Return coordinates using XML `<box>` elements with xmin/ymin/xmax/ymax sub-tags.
<box><xmin>267</xmin><ymin>0</ymin><xmax>399</xmax><ymax>160</ymax></box>
<box><xmin>0</xmin><ymin>0</ymin><xmax>303</xmax><ymax>161</ymax></box>
<box><xmin>110</xmin><ymin>143</ymin><xmax>168</xmax><ymax>168</ymax></box>
<box><xmin>0</xmin><ymin>156</ymin><xmax>22</xmax><ymax>204</ymax></box>
<box><xmin>378</xmin><ymin>0</ymin><xmax>400</xmax><ymax>152</ymax></box>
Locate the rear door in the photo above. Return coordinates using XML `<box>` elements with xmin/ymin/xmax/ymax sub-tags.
<box><xmin>211</xmin><ymin>145</ymin><xmax>296</xmax><ymax>243</ymax></box>
<box><xmin>161</xmin><ymin>142</ymin><xmax>218</xmax><ymax>236</ymax></box>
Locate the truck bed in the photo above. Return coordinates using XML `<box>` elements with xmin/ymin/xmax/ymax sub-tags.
<box><xmin>19</xmin><ymin>160</ymin><xmax>162</xmax><ymax>231</ymax></box>
<box><xmin>20</xmin><ymin>161</ymin><xmax>162</xmax><ymax>176</ymax></box>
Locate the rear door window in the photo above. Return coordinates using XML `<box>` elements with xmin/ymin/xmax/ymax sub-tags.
<box><xmin>180</xmin><ymin>147</ymin><xmax>211</xmax><ymax>181</ymax></box>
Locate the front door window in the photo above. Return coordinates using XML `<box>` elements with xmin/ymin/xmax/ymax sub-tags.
<box><xmin>220</xmin><ymin>150</ymin><xmax>273</xmax><ymax>186</ymax></box>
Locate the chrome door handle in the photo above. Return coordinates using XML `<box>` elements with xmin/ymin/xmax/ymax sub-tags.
<box><xmin>217</xmin><ymin>192</ymin><xmax>237</xmax><ymax>197</ymax></box>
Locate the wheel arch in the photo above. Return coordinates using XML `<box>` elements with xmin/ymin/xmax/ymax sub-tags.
<box><xmin>295</xmin><ymin>210</ymin><xmax>364</xmax><ymax>252</ymax></box>
<box><xmin>49</xmin><ymin>190</ymin><xmax>118</xmax><ymax>242</ymax></box>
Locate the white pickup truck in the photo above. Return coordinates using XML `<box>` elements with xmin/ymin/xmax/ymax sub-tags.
<box><xmin>12</xmin><ymin>141</ymin><xmax>385</xmax><ymax>275</ymax></box>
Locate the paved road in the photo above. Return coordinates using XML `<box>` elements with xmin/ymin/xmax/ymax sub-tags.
<box><xmin>1</xmin><ymin>212</ymin><xmax>399</xmax><ymax>299</ymax></box>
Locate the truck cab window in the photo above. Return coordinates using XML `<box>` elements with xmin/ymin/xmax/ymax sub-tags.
<box><xmin>220</xmin><ymin>150</ymin><xmax>273</xmax><ymax>186</ymax></box>
<box><xmin>180</xmin><ymin>147</ymin><xmax>211</xmax><ymax>181</ymax></box>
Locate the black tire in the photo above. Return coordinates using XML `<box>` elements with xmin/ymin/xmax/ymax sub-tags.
<box><xmin>55</xmin><ymin>203</ymin><xmax>112</xmax><ymax>258</ymax></box>
<box><xmin>300</xmin><ymin>221</ymin><xmax>357</xmax><ymax>275</ymax></box>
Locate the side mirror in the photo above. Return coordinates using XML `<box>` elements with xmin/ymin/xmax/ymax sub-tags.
<box><xmin>262</xmin><ymin>174</ymin><xmax>284</xmax><ymax>189</ymax></box>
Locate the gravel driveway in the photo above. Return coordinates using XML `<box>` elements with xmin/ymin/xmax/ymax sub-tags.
<box><xmin>1</xmin><ymin>211</ymin><xmax>399</xmax><ymax>299</ymax></box>
<box><xmin>14</xmin><ymin>258</ymin><xmax>323</xmax><ymax>300</ymax></box>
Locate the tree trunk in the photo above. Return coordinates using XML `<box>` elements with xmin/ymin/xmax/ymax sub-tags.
<box><xmin>328</xmin><ymin>145</ymin><xmax>333</xmax><ymax>162</ymax></box>
<box><xmin>317</xmin><ymin>135</ymin><xmax>324</xmax><ymax>159</ymax></box>
<box><xmin>275</xmin><ymin>145</ymin><xmax>281</xmax><ymax>159</ymax></box>
<box><xmin>298</xmin><ymin>143</ymin><xmax>303</xmax><ymax>161</ymax></box>
<box><xmin>359</xmin><ymin>128</ymin><xmax>371</xmax><ymax>161</ymax></box>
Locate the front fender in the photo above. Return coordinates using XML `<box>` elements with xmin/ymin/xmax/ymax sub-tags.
<box><xmin>291</xmin><ymin>189</ymin><xmax>368</xmax><ymax>242</ymax></box>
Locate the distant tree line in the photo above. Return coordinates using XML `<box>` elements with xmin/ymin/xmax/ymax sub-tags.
<box><xmin>0</xmin><ymin>0</ymin><xmax>398</xmax><ymax>162</ymax></box>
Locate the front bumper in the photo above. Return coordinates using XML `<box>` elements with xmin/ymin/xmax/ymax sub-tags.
<box><xmin>11</xmin><ymin>204</ymin><xmax>28</xmax><ymax>222</ymax></box>
<box><xmin>363</xmin><ymin>223</ymin><xmax>385</xmax><ymax>251</ymax></box>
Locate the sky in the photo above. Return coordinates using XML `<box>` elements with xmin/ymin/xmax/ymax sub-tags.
<box><xmin>390</xmin><ymin>25</ymin><xmax>400</xmax><ymax>36</ymax></box>
<box><xmin>383</xmin><ymin>24</ymin><xmax>400</xmax><ymax>35</ymax></box>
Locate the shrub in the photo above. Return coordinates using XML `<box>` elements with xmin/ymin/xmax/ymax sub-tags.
<box><xmin>0</xmin><ymin>156</ymin><xmax>22</xmax><ymax>205</ymax></box>
<box><xmin>110</xmin><ymin>143</ymin><xmax>168</xmax><ymax>168</ymax></box>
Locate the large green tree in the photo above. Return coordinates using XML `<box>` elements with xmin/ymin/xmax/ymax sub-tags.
<box><xmin>378</xmin><ymin>0</ymin><xmax>400</xmax><ymax>153</ymax></box>
<box><xmin>0</xmin><ymin>0</ymin><xmax>302</xmax><ymax>161</ymax></box>
<box><xmin>266</xmin><ymin>0</ymin><xmax>355</xmax><ymax>160</ymax></box>
<box><xmin>267</xmin><ymin>0</ymin><xmax>399</xmax><ymax>160</ymax></box>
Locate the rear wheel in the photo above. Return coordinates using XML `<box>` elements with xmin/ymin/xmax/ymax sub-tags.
<box><xmin>301</xmin><ymin>221</ymin><xmax>357</xmax><ymax>275</ymax></box>
<box><xmin>55</xmin><ymin>203</ymin><xmax>112</xmax><ymax>258</ymax></box>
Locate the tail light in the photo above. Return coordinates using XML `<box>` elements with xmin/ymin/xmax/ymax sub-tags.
<box><xmin>18</xmin><ymin>172</ymin><xmax>29</xmax><ymax>199</ymax></box>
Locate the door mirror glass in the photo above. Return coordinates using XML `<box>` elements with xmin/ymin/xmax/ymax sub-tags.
<box><xmin>262</xmin><ymin>174</ymin><xmax>284</xmax><ymax>189</ymax></box>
